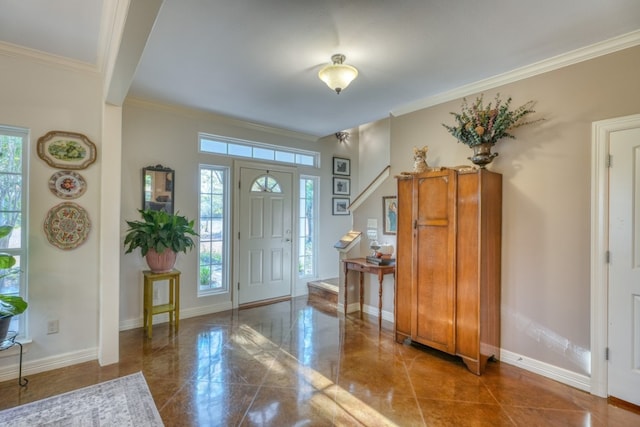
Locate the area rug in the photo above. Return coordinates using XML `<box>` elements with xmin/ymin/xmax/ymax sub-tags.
<box><xmin>0</xmin><ymin>371</ymin><xmax>163</xmax><ymax>426</ymax></box>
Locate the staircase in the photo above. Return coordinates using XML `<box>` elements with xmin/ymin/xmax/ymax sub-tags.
<box><xmin>307</xmin><ymin>278</ymin><xmax>339</xmax><ymax>305</ymax></box>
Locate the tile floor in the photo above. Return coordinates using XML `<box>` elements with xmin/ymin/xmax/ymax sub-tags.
<box><xmin>0</xmin><ymin>296</ymin><xmax>639</xmax><ymax>426</ymax></box>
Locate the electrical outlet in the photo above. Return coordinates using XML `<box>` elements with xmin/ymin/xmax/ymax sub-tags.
<box><xmin>47</xmin><ymin>319</ymin><xmax>59</xmax><ymax>334</ymax></box>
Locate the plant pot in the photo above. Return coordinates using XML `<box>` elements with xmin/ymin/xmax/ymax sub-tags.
<box><xmin>0</xmin><ymin>316</ymin><xmax>11</xmax><ymax>341</ymax></box>
<box><xmin>145</xmin><ymin>248</ymin><xmax>177</xmax><ymax>273</ymax></box>
<box><xmin>468</xmin><ymin>142</ymin><xmax>498</xmax><ymax>168</ymax></box>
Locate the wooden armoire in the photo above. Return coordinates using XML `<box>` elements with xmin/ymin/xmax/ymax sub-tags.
<box><xmin>395</xmin><ymin>167</ymin><xmax>501</xmax><ymax>375</ymax></box>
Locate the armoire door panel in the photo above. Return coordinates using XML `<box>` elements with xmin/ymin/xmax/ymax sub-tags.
<box><xmin>415</xmin><ymin>225</ymin><xmax>454</xmax><ymax>351</ymax></box>
<box><xmin>395</xmin><ymin>177</ymin><xmax>414</xmax><ymax>341</ymax></box>
<box><xmin>455</xmin><ymin>172</ymin><xmax>481</xmax><ymax>360</ymax></box>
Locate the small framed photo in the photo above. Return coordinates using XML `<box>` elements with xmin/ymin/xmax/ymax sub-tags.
<box><xmin>37</xmin><ymin>130</ymin><xmax>97</xmax><ymax>170</ymax></box>
<box><xmin>333</xmin><ymin>157</ymin><xmax>350</xmax><ymax>176</ymax></box>
<box><xmin>332</xmin><ymin>197</ymin><xmax>350</xmax><ymax>215</ymax></box>
<box><xmin>333</xmin><ymin>177</ymin><xmax>350</xmax><ymax>195</ymax></box>
<box><xmin>383</xmin><ymin>196</ymin><xmax>397</xmax><ymax>235</ymax></box>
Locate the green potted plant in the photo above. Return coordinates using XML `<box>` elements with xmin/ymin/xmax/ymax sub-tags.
<box><xmin>0</xmin><ymin>225</ymin><xmax>27</xmax><ymax>340</ymax></box>
<box><xmin>442</xmin><ymin>93</ymin><xmax>542</xmax><ymax>167</ymax></box>
<box><xmin>124</xmin><ymin>209</ymin><xmax>198</xmax><ymax>273</ymax></box>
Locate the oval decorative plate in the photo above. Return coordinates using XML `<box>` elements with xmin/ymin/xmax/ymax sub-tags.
<box><xmin>44</xmin><ymin>202</ymin><xmax>91</xmax><ymax>250</ymax></box>
<box><xmin>48</xmin><ymin>171</ymin><xmax>87</xmax><ymax>199</ymax></box>
<box><xmin>36</xmin><ymin>130</ymin><xmax>97</xmax><ymax>170</ymax></box>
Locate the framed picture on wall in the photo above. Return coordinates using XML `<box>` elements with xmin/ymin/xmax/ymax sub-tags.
<box><xmin>333</xmin><ymin>157</ymin><xmax>350</xmax><ymax>176</ymax></box>
<box><xmin>333</xmin><ymin>177</ymin><xmax>350</xmax><ymax>195</ymax></box>
<box><xmin>383</xmin><ymin>196</ymin><xmax>397</xmax><ymax>235</ymax></box>
<box><xmin>332</xmin><ymin>197</ymin><xmax>350</xmax><ymax>215</ymax></box>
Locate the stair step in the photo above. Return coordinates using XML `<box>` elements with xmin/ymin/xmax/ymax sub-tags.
<box><xmin>307</xmin><ymin>278</ymin><xmax>339</xmax><ymax>304</ymax></box>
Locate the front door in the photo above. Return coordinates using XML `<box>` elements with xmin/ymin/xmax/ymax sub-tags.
<box><xmin>238</xmin><ymin>166</ymin><xmax>293</xmax><ymax>305</ymax></box>
<box><xmin>608</xmin><ymin>126</ymin><xmax>640</xmax><ymax>406</ymax></box>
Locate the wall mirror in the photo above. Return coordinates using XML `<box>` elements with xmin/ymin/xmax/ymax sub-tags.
<box><xmin>143</xmin><ymin>165</ymin><xmax>174</xmax><ymax>214</ymax></box>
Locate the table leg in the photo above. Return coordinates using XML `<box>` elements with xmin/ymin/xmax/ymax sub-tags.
<box><xmin>16</xmin><ymin>341</ymin><xmax>27</xmax><ymax>386</ymax></box>
<box><xmin>378</xmin><ymin>271</ymin><xmax>384</xmax><ymax>329</ymax></box>
<box><xmin>175</xmin><ymin>275</ymin><xmax>180</xmax><ymax>332</ymax></box>
<box><xmin>169</xmin><ymin>277</ymin><xmax>175</xmax><ymax>328</ymax></box>
<box><xmin>359</xmin><ymin>271</ymin><xmax>364</xmax><ymax>319</ymax></box>
<box><xmin>343</xmin><ymin>262</ymin><xmax>349</xmax><ymax>315</ymax></box>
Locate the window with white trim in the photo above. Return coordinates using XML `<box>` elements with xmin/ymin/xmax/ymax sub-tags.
<box><xmin>199</xmin><ymin>133</ymin><xmax>320</xmax><ymax>168</ymax></box>
<box><xmin>298</xmin><ymin>175</ymin><xmax>318</xmax><ymax>278</ymax></box>
<box><xmin>199</xmin><ymin>165</ymin><xmax>229</xmax><ymax>295</ymax></box>
<box><xmin>251</xmin><ymin>175</ymin><xmax>282</xmax><ymax>193</ymax></box>
<box><xmin>0</xmin><ymin>126</ymin><xmax>28</xmax><ymax>336</ymax></box>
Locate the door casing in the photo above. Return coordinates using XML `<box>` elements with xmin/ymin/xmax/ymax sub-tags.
<box><xmin>590</xmin><ymin>113</ymin><xmax>640</xmax><ymax>397</ymax></box>
<box><xmin>232</xmin><ymin>160</ymin><xmax>298</xmax><ymax>308</ymax></box>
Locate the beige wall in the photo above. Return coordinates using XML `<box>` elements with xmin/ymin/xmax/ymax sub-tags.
<box><xmin>0</xmin><ymin>54</ymin><xmax>103</xmax><ymax>370</ymax></box>
<box><xmin>356</xmin><ymin>45</ymin><xmax>639</xmax><ymax>375</ymax></box>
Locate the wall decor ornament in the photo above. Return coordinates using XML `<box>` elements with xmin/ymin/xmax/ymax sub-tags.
<box><xmin>332</xmin><ymin>157</ymin><xmax>350</xmax><ymax>176</ymax></box>
<box><xmin>332</xmin><ymin>197</ymin><xmax>350</xmax><ymax>215</ymax></box>
<box><xmin>48</xmin><ymin>170</ymin><xmax>87</xmax><ymax>199</ymax></box>
<box><xmin>383</xmin><ymin>196</ymin><xmax>397</xmax><ymax>235</ymax></box>
<box><xmin>43</xmin><ymin>202</ymin><xmax>91</xmax><ymax>250</ymax></box>
<box><xmin>37</xmin><ymin>131</ymin><xmax>97</xmax><ymax>170</ymax></box>
<box><xmin>442</xmin><ymin>93</ymin><xmax>542</xmax><ymax>167</ymax></box>
<box><xmin>333</xmin><ymin>177</ymin><xmax>350</xmax><ymax>195</ymax></box>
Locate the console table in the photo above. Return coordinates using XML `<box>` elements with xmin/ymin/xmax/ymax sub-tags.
<box><xmin>143</xmin><ymin>269</ymin><xmax>180</xmax><ymax>338</ymax></box>
<box><xmin>342</xmin><ymin>258</ymin><xmax>396</xmax><ymax>329</ymax></box>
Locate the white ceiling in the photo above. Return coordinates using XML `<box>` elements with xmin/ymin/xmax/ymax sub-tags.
<box><xmin>2</xmin><ymin>0</ymin><xmax>640</xmax><ymax>138</ymax></box>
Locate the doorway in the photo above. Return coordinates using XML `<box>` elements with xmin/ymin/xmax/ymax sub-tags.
<box><xmin>591</xmin><ymin>113</ymin><xmax>640</xmax><ymax>405</ymax></box>
<box><xmin>237</xmin><ymin>163</ymin><xmax>294</xmax><ymax>306</ymax></box>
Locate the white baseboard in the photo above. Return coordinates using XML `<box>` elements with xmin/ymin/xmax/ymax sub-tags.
<box><xmin>337</xmin><ymin>302</ymin><xmax>394</xmax><ymax>324</ymax></box>
<box><xmin>500</xmin><ymin>348</ymin><xmax>591</xmax><ymax>393</ymax></box>
<box><xmin>294</xmin><ymin>282</ymin><xmax>309</xmax><ymax>297</ymax></box>
<box><xmin>119</xmin><ymin>301</ymin><xmax>234</xmax><ymax>331</ymax></box>
<box><xmin>362</xmin><ymin>303</ymin><xmax>394</xmax><ymax>324</ymax></box>
<box><xmin>0</xmin><ymin>347</ymin><xmax>97</xmax><ymax>383</ymax></box>
<box><xmin>0</xmin><ymin>302</ymin><xmax>236</xmax><ymax>383</ymax></box>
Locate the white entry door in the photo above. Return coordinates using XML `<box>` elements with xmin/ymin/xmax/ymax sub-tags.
<box><xmin>238</xmin><ymin>166</ymin><xmax>293</xmax><ymax>305</ymax></box>
<box><xmin>608</xmin><ymin>127</ymin><xmax>640</xmax><ymax>406</ymax></box>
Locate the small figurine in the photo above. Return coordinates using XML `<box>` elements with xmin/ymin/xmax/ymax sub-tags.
<box><xmin>412</xmin><ymin>146</ymin><xmax>429</xmax><ymax>173</ymax></box>
<box><xmin>399</xmin><ymin>145</ymin><xmax>442</xmax><ymax>176</ymax></box>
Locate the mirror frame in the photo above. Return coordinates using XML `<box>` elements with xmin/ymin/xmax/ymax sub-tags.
<box><xmin>142</xmin><ymin>164</ymin><xmax>174</xmax><ymax>214</ymax></box>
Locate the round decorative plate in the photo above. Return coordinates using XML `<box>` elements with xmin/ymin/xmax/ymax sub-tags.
<box><xmin>48</xmin><ymin>171</ymin><xmax>86</xmax><ymax>199</ymax></box>
<box><xmin>44</xmin><ymin>202</ymin><xmax>91</xmax><ymax>250</ymax></box>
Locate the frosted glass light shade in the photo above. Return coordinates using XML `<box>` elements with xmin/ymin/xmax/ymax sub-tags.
<box><xmin>318</xmin><ymin>54</ymin><xmax>358</xmax><ymax>94</ymax></box>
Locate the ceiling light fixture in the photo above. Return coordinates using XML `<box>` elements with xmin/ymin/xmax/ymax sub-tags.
<box><xmin>335</xmin><ymin>131</ymin><xmax>350</xmax><ymax>143</ymax></box>
<box><xmin>318</xmin><ymin>54</ymin><xmax>358</xmax><ymax>94</ymax></box>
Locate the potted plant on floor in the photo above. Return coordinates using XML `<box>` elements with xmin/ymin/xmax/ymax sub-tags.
<box><xmin>124</xmin><ymin>209</ymin><xmax>198</xmax><ymax>273</ymax></box>
<box><xmin>0</xmin><ymin>225</ymin><xmax>27</xmax><ymax>341</ymax></box>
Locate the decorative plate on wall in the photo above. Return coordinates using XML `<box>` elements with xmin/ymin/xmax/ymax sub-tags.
<box><xmin>43</xmin><ymin>202</ymin><xmax>91</xmax><ymax>250</ymax></box>
<box><xmin>48</xmin><ymin>170</ymin><xmax>87</xmax><ymax>199</ymax></box>
<box><xmin>37</xmin><ymin>130</ymin><xmax>97</xmax><ymax>170</ymax></box>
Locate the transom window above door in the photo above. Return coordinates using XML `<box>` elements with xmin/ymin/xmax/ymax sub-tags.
<box><xmin>199</xmin><ymin>133</ymin><xmax>320</xmax><ymax>168</ymax></box>
<box><xmin>251</xmin><ymin>175</ymin><xmax>282</xmax><ymax>193</ymax></box>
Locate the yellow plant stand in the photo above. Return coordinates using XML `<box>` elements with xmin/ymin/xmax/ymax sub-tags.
<box><xmin>143</xmin><ymin>269</ymin><xmax>180</xmax><ymax>338</ymax></box>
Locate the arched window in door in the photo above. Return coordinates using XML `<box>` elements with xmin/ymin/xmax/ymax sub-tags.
<box><xmin>250</xmin><ymin>175</ymin><xmax>282</xmax><ymax>193</ymax></box>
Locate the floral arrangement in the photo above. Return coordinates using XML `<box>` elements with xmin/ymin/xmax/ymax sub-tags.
<box><xmin>442</xmin><ymin>94</ymin><xmax>540</xmax><ymax>147</ymax></box>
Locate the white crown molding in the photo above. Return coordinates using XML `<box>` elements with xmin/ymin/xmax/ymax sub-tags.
<box><xmin>392</xmin><ymin>29</ymin><xmax>640</xmax><ymax>117</ymax></box>
<box><xmin>0</xmin><ymin>40</ymin><xmax>99</xmax><ymax>75</ymax></box>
